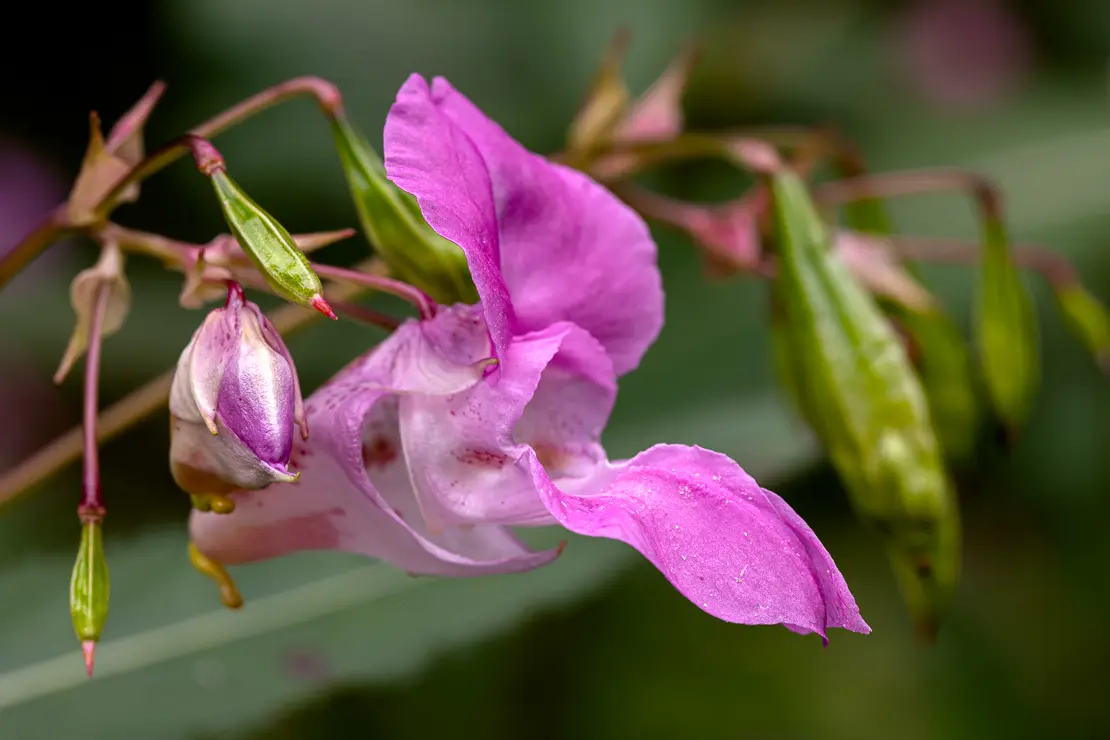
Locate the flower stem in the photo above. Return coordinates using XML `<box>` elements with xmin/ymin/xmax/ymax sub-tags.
<box><xmin>0</xmin><ymin>78</ymin><xmax>347</xmax><ymax>294</ymax></box>
<box><xmin>311</xmin><ymin>263</ymin><xmax>437</xmax><ymax>320</ymax></box>
<box><xmin>191</xmin><ymin>76</ymin><xmax>344</xmax><ymax>139</ymax></box>
<box><xmin>0</xmin><ymin>260</ymin><xmax>382</xmax><ymax>507</ymax></box>
<box><xmin>98</xmin><ymin>135</ymin><xmax>225</xmax><ymax>211</ymax></box>
<box><xmin>812</xmin><ymin>169</ymin><xmax>1005</xmax><ymax>223</ymax></box>
<box><xmin>98</xmin><ymin>223</ymin><xmax>193</xmax><ymax>265</ymax></box>
<box><xmin>79</xmin><ymin>282</ymin><xmax>112</xmax><ymax>521</ymax></box>
<box><xmin>0</xmin><ymin>206</ymin><xmax>70</xmax><ymax>293</ymax></box>
<box><xmin>876</xmin><ymin>233</ymin><xmax>1079</xmax><ymax>289</ymax></box>
<box><xmin>328</xmin><ymin>300</ymin><xmax>402</xmax><ymax>331</ymax></box>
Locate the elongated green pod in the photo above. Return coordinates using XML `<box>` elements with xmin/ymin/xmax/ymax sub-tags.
<box><xmin>770</xmin><ymin>170</ymin><xmax>960</xmax><ymax>636</ymax></box>
<box><xmin>974</xmin><ymin>216</ymin><xmax>1039</xmax><ymax>433</ymax></box>
<box><xmin>891</xmin><ymin>307</ymin><xmax>981</xmax><ymax>463</ymax></box>
<box><xmin>209</xmin><ymin>170</ymin><xmax>332</xmax><ymax>315</ymax></box>
<box><xmin>70</xmin><ymin>521</ymin><xmax>110</xmax><ymax>644</ymax></box>
<box><xmin>331</xmin><ymin>115</ymin><xmax>477</xmax><ymax>305</ymax></box>
<box><xmin>839</xmin><ymin>179</ymin><xmax>982</xmax><ymax>464</ymax></box>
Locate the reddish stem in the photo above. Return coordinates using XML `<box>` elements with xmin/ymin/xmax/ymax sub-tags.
<box><xmin>329</xmin><ymin>300</ymin><xmax>403</xmax><ymax>331</ymax></box>
<box><xmin>879</xmin><ymin>233</ymin><xmax>1079</xmax><ymax>288</ymax></box>
<box><xmin>0</xmin><ymin>206</ymin><xmax>70</xmax><ymax>292</ymax></box>
<box><xmin>311</xmin><ymin>263</ymin><xmax>437</xmax><ymax>320</ymax></box>
<box><xmin>813</xmin><ymin>169</ymin><xmax>1004</xmax><ymax>223</ymax></box>
<box><xmin>192</xmin><ymin>76</ymin><xmax>344</xmax><ymax>137</ymax></box>
<box><xmin>79</xmin><ymin>282</ymin><xmax>112</xmax><ymax>519</ymax></box>
<box><xmin>99</xmin><ymin>135</ymin><xmax>226</xmax><ymax>210</ymax></box>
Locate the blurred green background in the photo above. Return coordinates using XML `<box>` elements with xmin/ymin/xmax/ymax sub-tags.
<box><xmin>1</xmin><ymin>0</ymin><xmax>1109</xmax><ymax>737</ymax></box>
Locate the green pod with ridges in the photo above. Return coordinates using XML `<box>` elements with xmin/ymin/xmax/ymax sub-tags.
<box><xmin>209</xmin><ymin>170</ymin><xmax>326</xmax><ymax>309</ymax></box>
<box><xmin>841</xmin><ymin>184</ymin><xmax>982</xmax><ymax>465</ymax></box>
<box><xmin>331</xmin><ymin>115</ymin><xmax>478</xmax><ymax>306</ymax></box>
<box><xmin>770</xmin><ymin>170</ymin><xmax>960</xmax><ymax>636</ymax></box>
<box><xmin>70</xmin><ymin>521</ymin><xmax>110</xmax><ymax>644</ymax></box>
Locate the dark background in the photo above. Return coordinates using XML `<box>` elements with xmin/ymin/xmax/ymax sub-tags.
<box><xmin>1</xmin><ymin>0</ymin><xmax>1109</xmax><ymax>738</ymax></box>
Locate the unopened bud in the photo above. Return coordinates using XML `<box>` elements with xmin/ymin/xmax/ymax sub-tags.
<box><xmin>206</xmin><ymin>163</ymin><xmax>334</xmax><ymax>318</ymax></box>
<box><xmin>1055</xmin><ymin>284</ymin><xmax>1110</xmax><ymax>372</ymax></box>
<box><xmin>770</xmin><ymin>169</ymin><xmax>960</xmax><ymax>634</ymax></box>
<box><xmin>70</xmin><ymin>518</ymin><xmax>109</xmax><ymax>675</ymax></box>
<box><xmin>55</xmin><ymin>242</ymin><xmax>131</xmax><ymax>384</ymax></box>
<box><xmin>975</xmin><ymin>215</ymin><xmax>1039</xmax><ymax>434</ymax></box>
<box><xmin>170</xmin><ymin>282</ymin><xmax>307</xmax><ymax>501</ymax></box>
<box><xmin>330</xmin><ymin>114</ymin><xmax>477</xmax><ymax>305</ymax></box>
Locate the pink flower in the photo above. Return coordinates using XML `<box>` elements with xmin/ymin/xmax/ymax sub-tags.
<box><xmin>191</xmin><ymin>76</ymin><xmax>869</xmax><ymax>640</ymax></box>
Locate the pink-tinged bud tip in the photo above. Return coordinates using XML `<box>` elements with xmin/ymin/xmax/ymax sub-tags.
<box><xmin>311</xmin><ymin>295</ymin><xmax>338</xmax><ymax>320</ymax></box>
<box><xmin>82</xmin><ymin>640</ymin><xmax>96</xmax><ymax>677</ymax></box>
<box><xmin>189</xmin><ymin>137</ymin><xmax>225</xmax><ymax>177</ymax></box>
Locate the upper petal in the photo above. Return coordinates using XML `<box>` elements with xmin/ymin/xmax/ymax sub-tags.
<box><xmin>384</xmin><ymin>74</ymin><xmax>664</xmax><ymax>375</ymax></box>
<box><xmin>384</xmin><ymin>74</ymin><xmax>514</xmax><ymax>363</ymax></box>
<box><xmin>527</xmin><ymin>444</ymin><xmax>870</xmax><ymax>639</ymax></box>
<box><xmin>400</xmin><ymin>316</ymin><xmax>616</xmax><ymax>529</ymax></box>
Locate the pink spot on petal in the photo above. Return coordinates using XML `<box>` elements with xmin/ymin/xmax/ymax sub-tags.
<box><xmin>454</xmin><ymin>448</ymin><xmax>510</xmax><ymax>468</ymax></box>
<box><xmin>362</xmin><ymin>437</ymin><xmax>398</xmax><ymax>469</ymax></box>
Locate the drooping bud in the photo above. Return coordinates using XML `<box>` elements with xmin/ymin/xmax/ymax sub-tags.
<box><xmin>974</xmin><ymin>213</ymin><xmax>1039</xmax><ymax>435</ymax></box>
<box><xmin>170</xmin><ymin>282</ymin><xmax>307</xmax><ymax>506</ymax></box>
<box><xmin>55</xmin><ymin>242</ymin><xmax>131</xmax><ymax>384</ymax></box>
<box><xmin>330</xmin><ymin>114</ymin><xmax>477</xmax><ymax>305</ymax></box>
<box><xmin>70</xmin><ymin>518</ymin><xmax>109</xmax><ymax>676</ymax></box>
<box><xmin>1055</xmin><ymin>284</ymin><xmax>1110</xmax><ymax>373</ymax></box>
<box><xmin>198</xmin><ymin>145</ymin><xmax>333</xmax><ymax>318</ymax></box>
<box><xmin>770</xmin><ymin>169</ymin><xmax>960</xmax><ymax>636</ymax></box>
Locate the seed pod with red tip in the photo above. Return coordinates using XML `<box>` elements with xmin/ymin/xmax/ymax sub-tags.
<box><xmin>204</xmin><ymin>160</ymin><xmax>333</xmax><ymax>318</ymax></box>
<box><xmin>70</xmin><ymin>520</ymin><xmax>109</xmax><ymax>668</ymax></box>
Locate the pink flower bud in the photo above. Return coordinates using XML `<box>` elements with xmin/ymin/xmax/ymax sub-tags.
<box><xmin>170</xmin><ymin>282</ymin><xmax>306</xmax><ymax>497</ymax></box>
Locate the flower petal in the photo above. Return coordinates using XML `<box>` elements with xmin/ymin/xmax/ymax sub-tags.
<box><xmin>385</xmin><ymin>75</ymin><xmax>664</xmax><ymax>375</ymax></box>
<box><xmin>385</xmin><ymin>74</ymin><xmax>514</xmax><ymax>362</ymax></box>
<box><xmin>190</xmin><ymin>325</ymin><xmax>557</xmax><ymax>577</ymax></box>
<box><xmin>401</xmin><ymin>316</ymin><xmax>615</xmax><ymax>529</ymax></box>
<box><xmin>527</xmin><ymin>444</ymin><xmax>870</xmax><ymax>639</ymax></box>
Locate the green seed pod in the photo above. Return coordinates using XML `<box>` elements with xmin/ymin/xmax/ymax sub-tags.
<box><xmin>330</xmin><ymin>115</ymin><xmax>477</xmax><ymax>306</ymax></box>
<box><xmin>974</xmin><ymin>216</ymin><xmax>1039</xmax><ymax>434</ymax></box>
<box><xmin>892</xmin><ymin>307</ymin><xmax>982</xmax><ymax>464</ymax></box>
<box><xmin>1055</xmin><ymin>284</ymin><xmax>1110</xmax><ymax>372</ymax></box>
<box><xmin>770</xmin><ymin>170</ymin><xmax>960</xmax><ymax>636</ymax></box>
<box><xmin>839</xmin><ymin>182</ymin><xmax>982</xmax><ymax>465</ymax></box>
<box><xmin>70</xmin><ymin>521</ymin><xmax>110</xmax><ymax>645</ymax></box>
<box><xmin>209</xmin><ymin>169</ymin><xmax>332</xmax><ymax>315</ymax></box>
